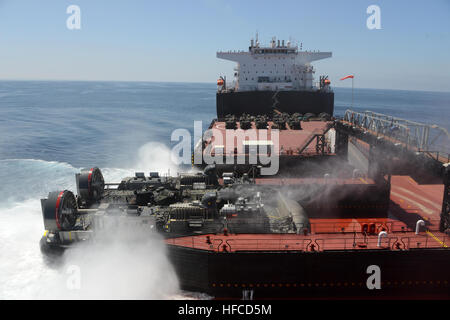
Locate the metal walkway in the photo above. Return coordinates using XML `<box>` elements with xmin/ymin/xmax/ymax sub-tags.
<box><xmin>341</xmin><ymin>109</ymin><xmax>450</xmax><ymax>164</ymax></box>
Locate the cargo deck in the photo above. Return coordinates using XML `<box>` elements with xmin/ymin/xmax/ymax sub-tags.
<box><xmin>167</xmin><ymin>175</ymin><xmax>448</xmax><ymax>252</ymax></box>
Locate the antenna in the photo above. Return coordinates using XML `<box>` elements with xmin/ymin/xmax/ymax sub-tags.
<box><xmin>290</xmin><ymin>36</ymin><xmax>299</xmax><ymax>48</ymax></box>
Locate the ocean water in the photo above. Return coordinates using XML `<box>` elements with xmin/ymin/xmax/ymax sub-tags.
<box><xmin>0</xmin><ymin>80</ymin><xmax>449</xmax><ymax>299</ymax></box>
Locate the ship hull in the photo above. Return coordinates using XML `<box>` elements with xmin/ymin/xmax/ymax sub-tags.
<box><xmin>39</xmin><ymin>234</ymin><xmax>450</xmax><ymax>299</ymax></box>
<box><xmin>167</xmin><ymin>245</ymin><xmax>450</xmax><ymax>299</ymax></box>
<box><xmin>216</xmin><ymin>90</ymin><xmax>334</xmax><ymax>119</ymax></box>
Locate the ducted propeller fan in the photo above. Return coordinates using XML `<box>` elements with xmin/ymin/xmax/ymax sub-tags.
<box><xmin>41</xmin><ymin>190</ymin><xmax>78</xmax><ymax>231</ymax></box>
<box><xmin>76</xmin><ymin>167</ymin><xmax>105</xmax><ymax>205</ymax></box>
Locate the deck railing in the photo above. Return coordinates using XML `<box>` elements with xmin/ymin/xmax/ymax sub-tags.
<box><xmin>342</xmin><ymin>109</ymin><xmax>450</xmax><ymax>161</ymax></box>
<box><xmin>201</xmin><ymin>219</ymin><xmax>441</xmax><ymax>234</ymax></box>
<box><xmin>165</xmin><ymin>230</ymin><xmax>449</xmax><ymax>252</ymax></box>
<box><xmin>310</xmin><ymin>219</ymin><xmax>441</xmax><ymax>234</ymax></box>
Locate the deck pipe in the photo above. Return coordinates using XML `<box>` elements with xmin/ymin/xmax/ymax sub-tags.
<box><xmin>377</xmin><ymin>231</ymin><xmax>388</xmax><ymax>247</ymax></box>
<box><xmin>415</xmin><ymin>220</ymin><xmax>425</xmax><ymax>235</ymax></box>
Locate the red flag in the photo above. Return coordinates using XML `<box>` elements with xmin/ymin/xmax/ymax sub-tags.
<box><xmin>340</xmin><ymin>75</ymin><xmax>354</xmax><ymax>81</ymax></box>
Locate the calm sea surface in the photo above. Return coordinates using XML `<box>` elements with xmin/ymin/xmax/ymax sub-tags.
<box><xmin>0</xmin><ymin>81</ymin><xmax>449</xmax><ymax>167</ymax></box>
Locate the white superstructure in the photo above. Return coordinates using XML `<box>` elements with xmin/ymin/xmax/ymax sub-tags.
<box><xmin>217</xmin><ymin>36</ymin><xmax>332</xmax><ymax>92</ymax></box>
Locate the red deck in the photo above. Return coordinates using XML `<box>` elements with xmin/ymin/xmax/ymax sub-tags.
<box><xmin>203</xmin><ymin>120</ymin><xmax>332</xmax><ymax>157</ymax></box>
<box><xmin>166</xmin><ymin>175</ymin><xmax>449</xmax><ymax>252</ymax></box>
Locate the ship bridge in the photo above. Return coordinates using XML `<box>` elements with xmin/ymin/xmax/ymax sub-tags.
<box><xmin>217</xmin><ymin>36</ymin><xmax>332</xmax><ymax>91</ymax></box>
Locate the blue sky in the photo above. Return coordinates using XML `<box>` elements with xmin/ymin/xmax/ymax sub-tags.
<box><xmin>0</xmin><ymin>0</ymin><xmax>449</xmax><ymax>91</ymax></box>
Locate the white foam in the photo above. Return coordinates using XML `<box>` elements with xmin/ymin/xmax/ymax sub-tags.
<box><xmin>0</xmin><ymin>153</ymin><xmax>209</xmax><ymax>299</ymax></box>
<box><xmin>133</xmin><ymin>142</ymin><xmax>180</xmax><ymax>175</ymax></box>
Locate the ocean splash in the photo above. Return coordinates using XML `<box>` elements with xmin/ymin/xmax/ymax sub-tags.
<box><xmin>134</xmin><ymin>141</ymin><xmax>180</xmax><ymax>175</ymax></box>
<box><xmin>0</xmin><ymin>144</ymin><xmax>195</xmax><ymax>299</ymax></box>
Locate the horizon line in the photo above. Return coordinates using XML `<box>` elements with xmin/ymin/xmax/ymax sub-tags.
<box><xmin>0</xmin><ymin>78</ymin><xmax>449</xmax><ymax>94</ymax></box>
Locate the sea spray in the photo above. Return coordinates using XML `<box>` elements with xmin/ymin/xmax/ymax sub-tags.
<box><xmin>0</xmin><ymin>145</ymin><xmax>192</xmax><ymax>299</ymax></box>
